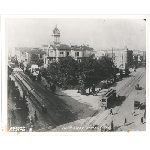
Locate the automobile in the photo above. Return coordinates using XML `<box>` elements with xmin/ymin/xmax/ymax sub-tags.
<box><xmin>135</xmin><ymin>84</ymin><xmax>142</xmax><ymax>90</ymax></box>
<box><xmin>134</xmin><ymin>101</ymin><xmax>140</xmax><ymax>109</ymax></box>
<box><xmin>139</xmin><ymin>102</ymin><xmax>146</xmax><ymax>110</ymax></box>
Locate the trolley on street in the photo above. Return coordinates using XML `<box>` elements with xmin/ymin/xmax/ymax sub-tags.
<box><xmin>99</xmin><ymin>88</ymin><xmax>116</xmax><ymax>109</ymax></box>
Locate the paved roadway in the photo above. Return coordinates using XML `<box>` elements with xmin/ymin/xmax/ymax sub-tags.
<box><xmin>51</xmin><ymin>66</ymin><xmax>146</xmax><ymax>132</ymax></box>
<box><xmin>84</xmin><ymin>66</ymin><xmax>146</xmax><ymax>132</ymax></box>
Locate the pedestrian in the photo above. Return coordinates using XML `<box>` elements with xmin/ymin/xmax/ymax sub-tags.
<box><xmin>34</xmin><ymin>111</ymin><xmax>38</xmax><ymax>122</ymax></box>
<box><xmin>111</xmin><ymin>121</ymin><xmax>114</xmax><ymax>131</ymax></box>
<box><xmin>144</xmin><ymin>109</ymin><xmax>146</xmax><ymax>119</ymax></box>
<box><xmin>141</xmin><ymin>117</ymin><xmax>144</xmax><ymax>124</ymax></box>
<box><xmin>110</xmin><ymin>108</ymin><xmax>113</xmax><ymax>115</ymax></box>
<box><xmin>124</xmin><ymin>118</ymin><xmax>127</xmax><ymax>126</ymax></box>
<box><xmin>92</xmin><ymin>84</ymin><xmax>95</xmax><ymax>96</ymax></box>
<box><xmin>89</xmin><ymin>87</ymin><xmax>90</xmax><ymax>95</ymax></box>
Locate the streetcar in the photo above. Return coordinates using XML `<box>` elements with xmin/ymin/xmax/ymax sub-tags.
<box><xmin>99</xmin><ymin>88</ymin><xmax>116</xmax><ymax>109</ymax></box>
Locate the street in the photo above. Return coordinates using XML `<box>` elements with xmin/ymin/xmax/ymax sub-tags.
<box><xmin>51</xmin><ymin>66</ymin><xmax>146</xmax><ymax>132</ymax></box>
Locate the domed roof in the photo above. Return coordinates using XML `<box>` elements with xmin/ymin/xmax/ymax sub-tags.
<box><xmin>53</xmin><ymin>25</ymin><xmax>60</xmax><ymax>34</ymax></box>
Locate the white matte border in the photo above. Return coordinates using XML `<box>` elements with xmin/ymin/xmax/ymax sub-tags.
<box><xmin>1</xmin><ymin>15</ymin><xmax>149</xmax><ymax>136</ymax></box>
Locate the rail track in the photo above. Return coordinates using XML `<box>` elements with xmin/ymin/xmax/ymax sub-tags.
<box><xmin>18</xmin><ymin>71</ymin><xmax>75</xmax><ymax>117</ymax></box>
<box><xmin>83</xmin><ymin>67</ymin><xmax>146</xmax><ymax>130</ymax></box>
<box><xmin>14</xmin><ymin>72</ymin><xmax>57</xmax><ymax>128</ymax></box>
<box><xmin>116</xmin><ymin>68</ymin><xmax>145</xmax><ymax>96</ymax></box>
<box><xmin>13</xmin><ymin>70</ymin><xmax>77</xmax><ymax>128</ymax></box>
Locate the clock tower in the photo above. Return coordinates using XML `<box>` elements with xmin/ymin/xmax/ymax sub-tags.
<box><xmin>52</xmin><ymin>25</ymin><xmax>60</xmax><ymax>45</ymax></box>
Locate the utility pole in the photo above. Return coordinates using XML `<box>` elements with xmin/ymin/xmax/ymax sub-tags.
<box><xmin>112</xmin><ymin>47</ymin><xmax>116</xmax><ymax>82</ymax></box>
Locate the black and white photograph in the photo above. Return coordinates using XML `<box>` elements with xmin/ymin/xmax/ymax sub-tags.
<box><xmin>2</xmin><ymin>15</ymin><xmax>148</xmax><ymax>134</ymax></box>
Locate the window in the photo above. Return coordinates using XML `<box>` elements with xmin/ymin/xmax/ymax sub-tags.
<box><xmin>67</xmin><ymin>52</ymin><xmax>69</xmax><ymax>56</ymax></box>
<box><xmin>60</xmin><ymin>52</ymin><xmax>63</xmax><ymax>54</ymax></box>
<box><xmin>75</xmin><ymin>52</ymin><xmax>79</xmax><ymax>57</ymax></box>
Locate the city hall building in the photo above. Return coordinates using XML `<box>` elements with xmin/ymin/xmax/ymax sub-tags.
<box><xmin>41</xmin><ymin>25</ymin><xmax>94</xmax><ymax>68</ymax></box>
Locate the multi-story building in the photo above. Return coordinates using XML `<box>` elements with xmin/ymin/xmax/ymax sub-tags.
<box><xmin>100</xmin><ymin>46</ymin><xmax>133</xmax><ymax>73</ymax></box>
<box><xmin>42</xmin><ymin>44</ymin><xmax>71</xmax><ymax>68</ymax></box>
<box><xmin>14</xmin><ymin>47</ymin><xmax>46</xmax><ymax>64</ymax></box>
<box><xmin>42</xmin><ymin>25</ymin><xmax>94</xmax><ymax>67</ymax></box>
<box><xmin>132</xmin><ymin>50</ymin><xmax>146</xmax><ymax>62</ymax></box>
<box><xmin>14</xmin><ymin>47</ymin><xmax>32</xmax><ymax>63</ymax></box>
<box><xmin>13</xmin><ymin>25</ymin><xmax>94</xmax><ymax>68</ymax></box>
<box><xmin>70</xmin><ymin>45</ymin><xmax>93</xmax><ymax>62</ymax></box>
<box><xmin>93</xmin><ymin>49</ymin><xmax>106</xmax><ymax>59</ymax></box>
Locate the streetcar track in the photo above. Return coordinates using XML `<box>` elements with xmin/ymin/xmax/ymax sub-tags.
<box><xmin>84</xmin><ymin>68</ymin><xmax>146</xmax><ymax>129</ymax></box>
<box><xmin>116</xmin><ymin>68</ymin><xmax>144</xmax><ymax>94</ymax></box>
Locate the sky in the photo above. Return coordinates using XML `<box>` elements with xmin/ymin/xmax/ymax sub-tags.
<box><xmin>6</xmin><ymin>18</ymin><xmax>146</xmax><ymax>51</ymax></box>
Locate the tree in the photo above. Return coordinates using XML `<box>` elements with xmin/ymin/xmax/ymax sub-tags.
<box><xmin>48</xmin><ymin>56</ymin><xmax>78</xmax><ymax>86</ymax></box>
<box><xmin>47</xmin><ymin>55</ymin><xmax>115</xmax><ymax>92</ymax></box>
<box><xmin>30</xmin><ymin>54</ymin><xmax>39</xmax><ymax>64</ymax></box>
<box><xmin>37</xmin><ymin>59</ymin><xmax>44</xmax><ymax>67</ymax></box>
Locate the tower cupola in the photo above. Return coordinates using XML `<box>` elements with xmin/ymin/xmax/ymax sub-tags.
<box><xmin>52</xmin><ymin>25</ymin><xmax>61</xmax><ymax>45</ymax></box>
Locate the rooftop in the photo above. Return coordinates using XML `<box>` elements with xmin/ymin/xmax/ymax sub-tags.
<box><xmin>71</xmin><ymin>45</ymin><xmax>94</xmax><ymax>51</ymax></box>
<box><xmin>15</xmin><ymin>47</ymin><xmax>46</xmax><ymax>55</ymax></box>
<box><xmin>81</xmin><ymin>45</ymin><xmax>94</xmax><ymax>51</ymax></box>
<box><xmin>57</xmin><ymin>44</ymin><xmax>71</xmax><ymax>50</ymax></box>
<box><xmin>26</xmin><ymin>49</ymin><xmax>46</xmax><ymax>55</ymax></box>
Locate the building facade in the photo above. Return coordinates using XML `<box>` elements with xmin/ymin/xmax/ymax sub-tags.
<box><xmin>42</xmin><ymin>25</ymin><xmax>94</xmax><ymax>68</ymax></box>
<box><xmin>14</xmin><ymin>47</ymin><xmax>46</xmax><ymax>65</ymax></box>
<box><xmin>100</xmin><ymin>46</ymin><xmax>133</xmax><ymax>72</ymax></box>
<box><xmin>132</xmin><ymin>50</ymin><xmax>146</xmax><ymax>63</ymax></box>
